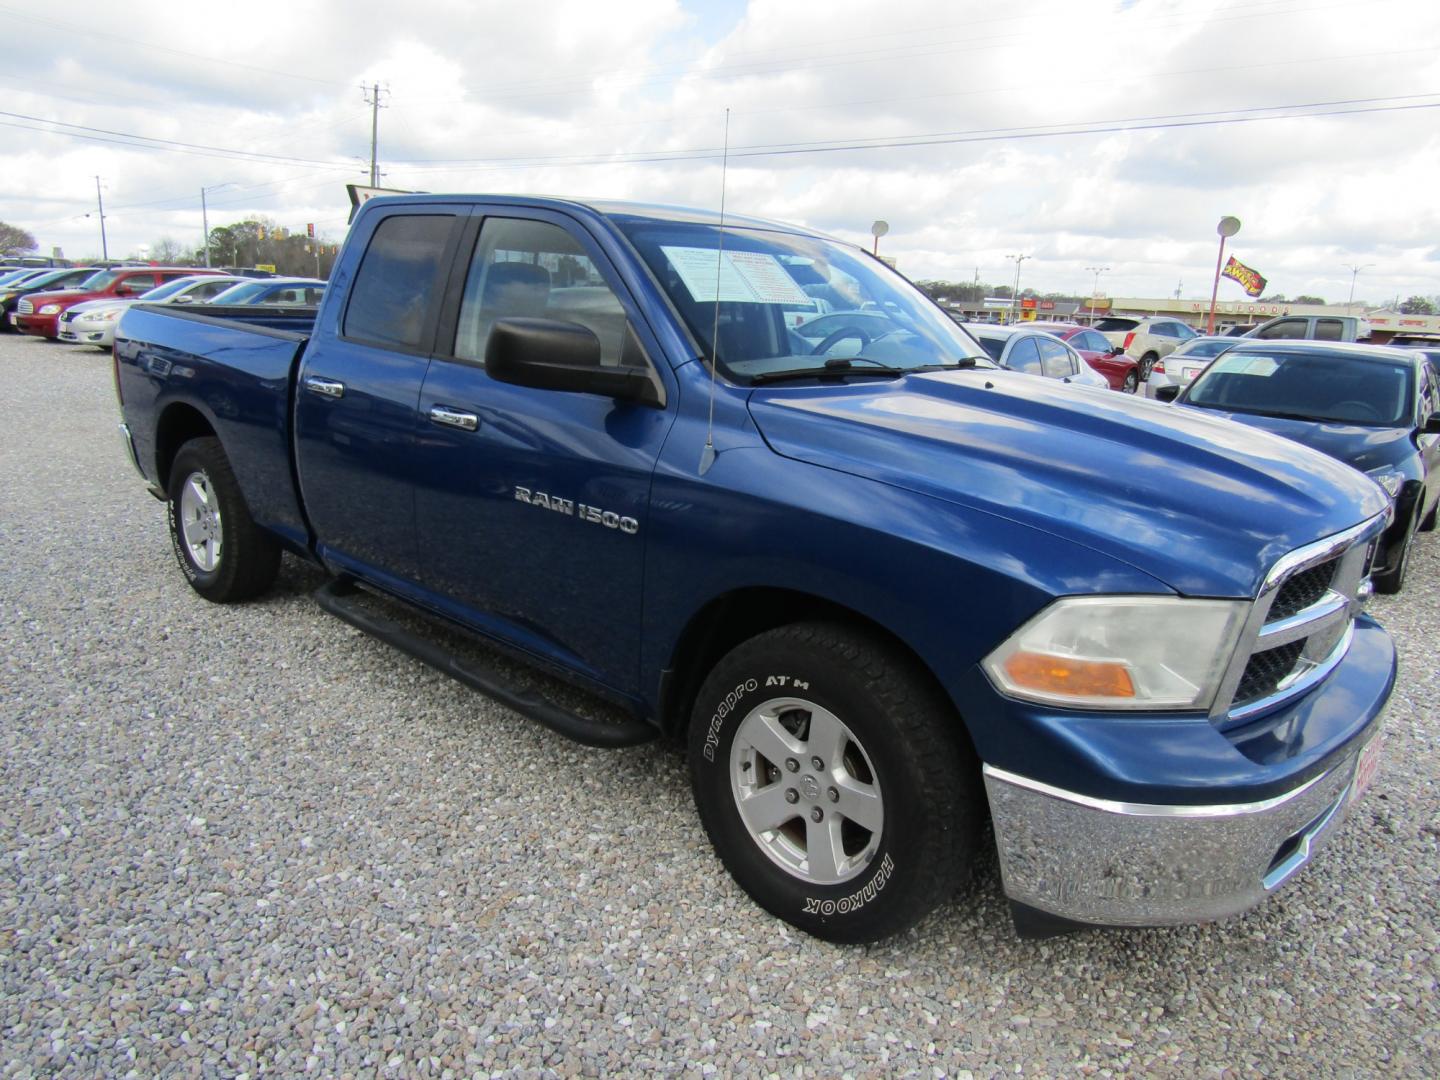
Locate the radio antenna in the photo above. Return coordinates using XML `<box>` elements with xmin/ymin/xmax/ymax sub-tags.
<box><xmin>700</xmin><ymin>107</ymin><xmax>730</xmax><ymax>476</ymax></box>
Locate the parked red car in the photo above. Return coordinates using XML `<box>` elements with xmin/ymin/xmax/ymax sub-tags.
<box><xmin>1030</xmin><ymin>321</ymin><xmax>1141</xmax><ymax>392</ymax></box>
<box><xmin>14</xmin><ymin>267</ymin><xmax>222</xmax><ymax>339</ymax></box>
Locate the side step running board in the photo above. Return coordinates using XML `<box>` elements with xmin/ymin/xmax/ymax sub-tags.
<box><xmin>314</xmin><ymin>578</ymin><xmax>656</xmax><ymax>748</ymax></box>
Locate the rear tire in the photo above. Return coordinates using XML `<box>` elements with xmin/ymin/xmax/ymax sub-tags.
<box><xmin>1138</xmin><ymin>352</ymin><xmax>1159</xmax><ymax>381</ymax></box>
<box><xmin>687</xmin><ymin>621</ymin><xmax>980</xmax><ymax>943</ymax></box>
<box><xmin>166</xmin><ymin>437</ymin><xmax>280</xmax><ymax>603</ymax></box>
<box><xmin>1121</xmin><ymin>370</ymin><xmax>1138</xmax><ymax>393</ymax></box>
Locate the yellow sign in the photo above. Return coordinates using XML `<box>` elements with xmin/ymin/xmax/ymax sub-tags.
<box><xmin>255</xmin><ymin>264</ymin><xmax>277</xmax><ymax>273</ymax></box>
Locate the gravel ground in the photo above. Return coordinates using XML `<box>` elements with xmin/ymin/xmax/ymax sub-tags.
<box><xmin>1</xmin><ymin>330</ymin><xmax>1437</xmax><ymax>1079</ymax></box>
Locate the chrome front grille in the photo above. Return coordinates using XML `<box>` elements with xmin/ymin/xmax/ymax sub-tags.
<box><xmin>17</xmin><ymin>298</ymin><xmax>33</xmax><ymax>314</ymax></box>
<box><xmin>1211</xmin><ymin>514</ymin><xmax>1386</xmax><ymax>726</ymax></box>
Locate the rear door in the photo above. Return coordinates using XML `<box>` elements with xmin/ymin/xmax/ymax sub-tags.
<box><xmin>295</xmin><ymin>205</ymin><xmax>467</xmax><ymax>582</ymax></box>
<box><xmin>410</xmin><ymin>208</ymin><xmax>676</xmax><ymax>693</ymax></box>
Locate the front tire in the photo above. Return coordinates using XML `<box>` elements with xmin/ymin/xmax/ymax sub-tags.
<box><xmin>1121</xmin><ymin>370</ymin><xmax>1138</xmax><ymax>394</ymax></box>
<box><xmin>687</xmin><ymin>622</ymin><xmax>980</xmax><ymax>943</ymax></box>
<box><xmin>167</xmin><ymin>437</ymin><xmax>280</xmax><ymax>603</ymax></box>
<box><xmin>1373</xmin><ymin>507</ymin><xmax>1420</xmax><ymax>595</ymax></box>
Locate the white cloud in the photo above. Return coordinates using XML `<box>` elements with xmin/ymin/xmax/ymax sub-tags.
<box><xmin>2</xmin><ymin>0</ymin><xmax>1437</xmax><ymax>306</ymax></box>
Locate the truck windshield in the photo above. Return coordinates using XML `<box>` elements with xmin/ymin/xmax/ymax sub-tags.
<box><xmin>617</xmin><ymin>220</ymin><xmax>990</xmax><ymax>382</ymax></box>
<box><xmin>1185</xmin><ymin>350</ymin><xmax>1414</xmax><ymax>427</ymax></box>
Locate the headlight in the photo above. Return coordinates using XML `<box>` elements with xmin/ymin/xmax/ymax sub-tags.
<box><xmin>99</xmin><ymin>308</ymin><xmax>125</xmax><ymax>322</ymax></box>
<box><xmin>982</xmin><ymin>596</ymin><xmax>1248</xmax><ymax>710</ymax></box>
<box><xmin>1367</xmin><ymin>467</ymin><xmax>1404</xmax><ymax>499</ymax></box>
<box><xmin>39</xmin><ymin>303</ymin><xmax>62</xmax><ymax>314</ymax></box>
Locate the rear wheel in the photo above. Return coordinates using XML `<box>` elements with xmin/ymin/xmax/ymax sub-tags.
<box><xmin>167</xmin><ymin>437</ymin><xmax>280</xmax><ymax>602</ymax></box>
<box><xmin>1121</xmin><ymin>370</ymin><xmax>1138</xmax><ymax>393</ymax></box>
<box><xmin>688</xmin><ymin>622</ymin><xmax>980</xmax><ymax>943</ymax></box>
<box><xmin>1138</xmin><ymin>352</ymin><xmax>1159</xmax><ymax>381</ymax></box>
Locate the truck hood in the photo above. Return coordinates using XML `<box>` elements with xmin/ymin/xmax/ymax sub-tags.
<box><xmin>1181</xmin><ymin>407</ymin><xmax>1417</xmax><ymax>476</ymax></box>
<box><xmin>747</xmin><ymin>370</ymin><xmax>1388</xmax><ymax>597</ymax></box>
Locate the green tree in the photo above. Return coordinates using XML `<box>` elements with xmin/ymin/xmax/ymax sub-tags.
<box><xmin>1398</xmin><ymin>295</ymin><xmax>1436</xmax><ymax>315</ymax></box>
<box><xmin>1292</xmin><ymin>294</ymin><xmax>1325</xmax><ymax>305</ymax></box>
<box><xmin>0</xmin><ymin>220</ymin><xmax>38</xmax><ymax>256</ymax></box>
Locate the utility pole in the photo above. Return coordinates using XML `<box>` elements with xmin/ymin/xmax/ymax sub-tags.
<box><xmin>94</xmin><ymin>176</ymin><xmax>108</xmax><ymax>262</ymax></box>
<box><xmin>1344</xmin><ymin>263</ymin><xmax>1374</xmax><ymax>312</ymax></box>
<box><xmin>200</xmin><ymin>184</ymin><xmax>235</xmax><ymax>267</ymax></box>
<box><xmin>1007</xmin><ymin>254</ymin><xmax>1030</xmax><ymax>324</ymax></box>
<box><xmin>1174</xmin><ymin>278</ymin><xmax>1183</xmax><ymax>300</ymax></box>
<box><xmin>363</xmin><ymin>83</ymin><xmax>389</xmax><ymax>187</ymax></box>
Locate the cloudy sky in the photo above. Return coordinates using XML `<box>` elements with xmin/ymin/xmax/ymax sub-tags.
<box><xmin>4</xmin><ymin>0</ymin><xmax>1438</xmax><ymax>305</ymax></box>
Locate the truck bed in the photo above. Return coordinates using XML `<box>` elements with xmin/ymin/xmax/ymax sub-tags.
<box><xmin>114</xmin><ymin>304</ymin><xmax>314</xmax><ymax>552</ymax></box>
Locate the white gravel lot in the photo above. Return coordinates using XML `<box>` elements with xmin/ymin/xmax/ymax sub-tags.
<box><xmin>1</xmin><ymin>330</ymin><xmax>1437</xmax><ymax>1079</ymax></box>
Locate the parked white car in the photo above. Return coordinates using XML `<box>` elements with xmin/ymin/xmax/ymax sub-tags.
<box><xmin>1144</xmin><ymin>336</ymin><xmax>1236</xmax><ymax>399</ymax></box>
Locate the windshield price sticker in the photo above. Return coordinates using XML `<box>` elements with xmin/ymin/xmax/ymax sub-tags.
<box><xmin>662</xmin><ymin>246</ymin><xmax>811</xmax><ymax>306</ymax></box>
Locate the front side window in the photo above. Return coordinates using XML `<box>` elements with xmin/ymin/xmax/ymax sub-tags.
<box><xmin>1038</xmin><ymin>337</ymin><xmax>1075</xmax><ymax>378</ymax></box>
<box><xmin>343</xmin><ymin>214</ymin><xmax>454</xmax><ymax>349</ymax></box>
<box><xmin>454</xmin><ymin>217</ymin><xmax>638</xmax><ymax>367</ymax></box>
<box><xmin>1255</xmin><ymin>318</ymin><xmax>1306</xmax><ymax>340</ymax></box>
<box><xmin>1006</xmin><ymin>336</ymin><xmax>1043</xmax><ymax>374</ymax></box>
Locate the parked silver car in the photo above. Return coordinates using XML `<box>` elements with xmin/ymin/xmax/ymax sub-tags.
<box><xmin>966</xmin><ymin>324</ymin><xmax>1109</xmax><ymax>388</ymax></box>
<box><xmin>58</xmin><ymin>274</ymin><xmax>247</xmax><ymax>348</ymax></box>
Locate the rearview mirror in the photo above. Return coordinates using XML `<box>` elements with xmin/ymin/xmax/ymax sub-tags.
<box><xmin>1154</xmin><ymin>385</ymin><xmax>1181</xmax><ymax>403</ymax></box>
<box><xmin>486</xmin><ymin>317</ymin><xmax>663</xmax><ymax>407</ymax></box>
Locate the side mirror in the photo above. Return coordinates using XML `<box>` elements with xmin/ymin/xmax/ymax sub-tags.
<box><xmin>485</xmin><ymin>317</ymin><xmax>663</xmax><ymax>407</ymax></box>
<box><xmin>172</xmin><ymin>295</ymin><xmax>194</xmax><ymax>305</ymax></box>
<box><xmin>1108</xmin><ymin>345</ymin><xmax>1125</xmax><ymax>356</ymax></box>
<box><xmin>1154</xmin><ymin>385</ymin><xmax>1181</xmax><ymax>403</ymax></box>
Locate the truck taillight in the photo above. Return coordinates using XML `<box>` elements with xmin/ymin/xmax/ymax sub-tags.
<box><xmin>1122</xmin><ymin>331</ymin><xmax>1136</xmax><ymax>351</ymax></box>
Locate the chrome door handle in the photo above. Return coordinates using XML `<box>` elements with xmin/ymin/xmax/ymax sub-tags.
<box><xmin>304</xmin><ymin>376</ymin><xmax>345</xmax><ymax>399</ymax></box>
<box><xmin>429</xmin><ymin>405</ymin><xmax>479</xmax><ymax>432</ymax></box>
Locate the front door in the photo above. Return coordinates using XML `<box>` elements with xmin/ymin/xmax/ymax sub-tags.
<box><xmin>412</xmin><ymin>210</ymin><xmax>675</xmax><ymax>694</ymax></box>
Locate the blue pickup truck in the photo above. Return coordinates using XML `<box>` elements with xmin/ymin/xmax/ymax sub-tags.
<box><xmin>114</xmin><ymin>195</ymin><xmax>1395</xmax><ymax>942</ymax></box>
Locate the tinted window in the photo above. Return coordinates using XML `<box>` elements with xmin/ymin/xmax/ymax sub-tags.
<box><xmin>343</xmin><ymin>214</ymin><xmax>454</xmax><ymax>349</ymax></box>
<box><xmin>1255</xmin><ymin>318</ymin><xmax>1306</xmax><ymax>340</ymax></box>
<box><xmin>974</xmin><ymin>334</ymin><xmax>1005</xmax><ymax>362</ymax></box>
<box><xmin>1185</xmin><ymin>340</ymin><xmax>1233</xmax><ymax>358</ymax></box>
<box><xmin>1186</xmin><ymin>349</ymin><xmax>1414</xmax><ymax>426</ymax></box>
<box><xmin>1038</xmin><ymin>337</ymin><xmax>1075</xmax><ymax>378</ymax></box>
<box><xmin>1094</xmin><ymin>317</ymin><xmax>1138</xmax><ymax>333</ymax></box>
<box><xmin>454</xmin><ymin>218</ymin><xmax>638</xmax><ymax>367</ymax></box>
<box><xmin>1007</xmin><ymin>336</ymin><xmax>1043</xmax><ymax>374</ymax></box>
<box><xmin>1315</xmin><ymin>319</ymin><xmax>1344</xmax><ymax>341</ymax></box>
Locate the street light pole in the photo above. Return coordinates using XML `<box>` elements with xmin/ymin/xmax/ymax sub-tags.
<box><xmin>1007</xmin><ymin>254</ymin><xmax>1030</xmax><ymax>323</ymax></box>
<box><xmin>94</xmin><ymin>176</ymin><xmax>108</xmax><ymax>262</ymax></box>
<box><xmin>200</xmin><ymin>183</ymin><xmax>235</xmax><ymax>268</ymax></box>
<box><xmin>1343</xmin><ymin>263</ymin><xmax>1374</xmax><ymax>312</ymax></box>
<box><xmin>1207</xmin><ymin>216</ymin><xmax>1241</xmax><ymax>335</ymax></box>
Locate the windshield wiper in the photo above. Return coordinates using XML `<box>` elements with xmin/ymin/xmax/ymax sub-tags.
<box><xmin>750</xmin><ymin>357</ymin><xmax>908</xmax><ymax>385</ymax></box>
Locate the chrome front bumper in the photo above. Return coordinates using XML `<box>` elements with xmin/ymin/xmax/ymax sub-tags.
<box><xmin>983</xmin><ymin>731</ymin><xmax>1378</xmax><ymax>927</ymax></box>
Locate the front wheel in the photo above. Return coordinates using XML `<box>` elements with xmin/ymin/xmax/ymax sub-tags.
<box><xmin>1121</xmin><ymin>370</ymin><xmax>1138</xmax><ymax>394</ymax></box>
<box><xmin>167</xmin><ymin>437</ymin><xmax>280</xmax><ymax>602</ymax></box>
<box><xmin>688</xmin><ymin>622</ymin><xmax>980</xmax><ymax>943</ymax></box>
<box><xmin>1373</xmin><ymin>508</ymin><xmax>1420</xmax><ymax>594</ymax></box>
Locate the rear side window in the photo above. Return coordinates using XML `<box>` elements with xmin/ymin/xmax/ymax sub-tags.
<box><xmin>1094</xmin><ymin>318</ymin><xmax>1138</xmax><ymax>333</ymax></box>
<box><xmin>1315</xmin><ymin>319</ymin><xmax>1344</xmax><ymax>341</ymax></box>
<box><xmin>343</xmin><ymin>214</ymin><xmax>455</xmax><ymax>349</ymax></box>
